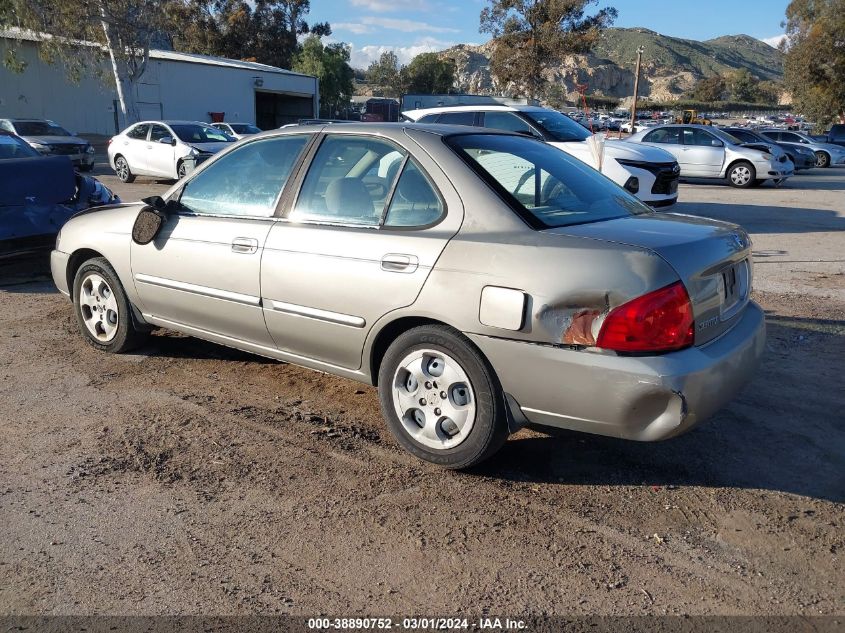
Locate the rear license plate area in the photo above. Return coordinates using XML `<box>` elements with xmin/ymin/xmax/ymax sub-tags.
<box><xmin>718</xmin><ymin>259</ymin><xmax>749</xmax><ymax>315</ymax></box>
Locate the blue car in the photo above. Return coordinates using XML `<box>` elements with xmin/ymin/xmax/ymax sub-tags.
<box><xmin>0</xmin><ymin>130</ymin><xmax>118</xmax><ymax>257</ymax></box>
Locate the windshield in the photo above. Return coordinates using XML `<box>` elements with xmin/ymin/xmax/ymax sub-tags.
<box><xmin>522</xmin><ymin>110</ymin><xmax>591</xmax><ymax>142</ymax></box>
<box><xmin>0</xmin><ymin>134</ymin><xmax>40</xmax><ymax>159</ymax></box>
<box><xmin>170</xmin><ymin>124</ymin><xmax>233</xmax><ymax>144</ymax></box>
<box><xmin>230</xmin><ymin>124</ymin><xmax>262</xmax><ymax>134</ymax></box>
<box><xmin>12</xmin><ymin>120</ymin><xmax>72</xmax><ymax>136</ymax></box>
<box><xmin>447</xmin><ymin>133</ymin><xmax>649</xmax><ymax>229</ymax></box>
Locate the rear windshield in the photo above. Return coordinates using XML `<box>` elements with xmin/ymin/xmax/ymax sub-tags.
<box><xmin>447</xmin><ymin>133</ymin><xmax>648</xmax><ymax>229</ymax></box>
<box><xmin>170</xmin><ymin>124</ymin><xmax>233</xmax><ymax>144</ymax></box>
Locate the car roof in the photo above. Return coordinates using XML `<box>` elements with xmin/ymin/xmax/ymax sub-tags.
<box><xmin>3</xmin><ymin>118</ymin><xmax>53</xmax><ymax>123</ymax></box>
<box><xmin>404</xmin><ymin>104</ymin><xmax>551</xmax><ymax>118</ymax></box>
<box><xmin>255</xmin><ymin>121</ymin><xmax>524</xmax><ymax>140</ymax></box>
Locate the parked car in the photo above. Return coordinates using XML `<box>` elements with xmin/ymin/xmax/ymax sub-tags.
<box><xmin>51</xmin><ymin>123</ymin><xmax>764</xmax><ymax>468</ymax></box>
<box><xmin>404</xmin><ymin>105</ymin><xmax>681</xmax><ymax>207</ymax></box>
<box><xmin>1</xmin><ymin>130</ymin><xmax>117</xmax><ymax>257</ymax></box>
<box><xmin>107</xmin><ymin>120</ymin><xmax>235</xmax><ymax>182</ymax></box>
<box><xmin>759</xmin><ymin>128</ymin><xmax>845</xmax><ymax>168</ymax></box>
<box><xmin>0</xmin><ymin>118</ymin><xmax>96</xmax><ymax>171</ymax></box>
<box><xmin>723</xmin><ymin>127</ymin><xmax>816</xmax><ymax>170</ymax></box>
<box><xmin>211</xmin><ymin>122</ymin><xmax>262</xmax><ymax>139</ymax></box>
<box><xmin>620</xmin><ymin>120</ymin><xmax>656</xmax><ymax>134</ymax></box>
<box><xmin>628</xmin><ymin>124</ymin><xmax>794</xmax><ymax>188</ymax></box>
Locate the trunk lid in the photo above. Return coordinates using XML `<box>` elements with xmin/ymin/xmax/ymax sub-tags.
<box><xmin>547</xmin><ymin>212</ymin><xmax>753</xmax><ymax>345</ymax></box>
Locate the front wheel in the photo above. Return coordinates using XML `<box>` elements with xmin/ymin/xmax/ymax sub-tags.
<box><xmin>377</xmin><ymin>325</ymin><xmax>509</xmax><ymax>469</ymax></box>
<box><xmin>177</xmin><ymin>161</ymin><xmax>188</xmax><ymax>179</ymax></box>
<box><xmin>72</xmin><ymin>257</ymin><xmax>147</xmax><ymax>353</ymax></box>
<box><xmin>727</xmin><ymin>161</ymin><xmax>755</xmax><ymax>188</ymax></box>
<box><xmin>815</xmin><ymin>151</ymin><xmax>830</xmax><ymax>168</ymax></box>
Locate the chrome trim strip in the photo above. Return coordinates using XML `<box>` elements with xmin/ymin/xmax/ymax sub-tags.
<box><xmin>134</xmin><ymin>273</ymin><xmax>261</xmax><ymax>306</ymax></box>
<box><xmin>265</xmin><ymin>299</ymin><xmax>366</xmax><ymax>328</ymax></box>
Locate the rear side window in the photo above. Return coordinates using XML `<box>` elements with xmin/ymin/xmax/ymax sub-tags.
<box><xmin>643</xmin><ymin>128</ymin><xmax>680</xmax><ymax>144</ymax></box>
<box><xmin>180</xmin><ymin>135</ymin><xmax>309</xmax><ymax>217</ymax></box>
<box><xmin>448</xmin><ymin>133</ymin><xmax>647</xmax><ymax>229</ymax></box>
<box><xmin>127</xmin><ymin>124</ymin><xmax>149</xmax><ymax>140</ymax></box>
<box><xmin>437</xmin><ymin>112</ymin><xmax>476</xmax><ymax>126</ymax></box>
<box><xmin>416</xmin><ymin>114</ymin><xmax>440</xmax><ymax>124</ymax></box>
<box><xmin>830</xmin><ymin>125</ymin><xmax>845</xmax><ymax>141</ymax></box>
<box><xmin>383</xmin><ymin>160</ymin><xmax>443</xmax><ymax>227</ymax></box>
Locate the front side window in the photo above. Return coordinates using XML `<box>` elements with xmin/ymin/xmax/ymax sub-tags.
<box><xmin>781</xmin><ymin>132</ymin><xmax>803</xmax><ymax>143</ymax></box>
<box><xmin>521</xmin><ymin>109</ymin><xmax>591</xmax><ymax>142</ymax></box>
<box><xmin>417</xmin><ymin>114</ymin><xmax>440</xmax><ymax>124</ymax></box>
<box><xmin>448</xmin><ymin>133</ymin><xmax>647</xmax><ymax>229</ymax></box>
<box><xmin>482</xmin><ymin>111</ymin><xmax>534</xmax><ymax>134</ymax></box>
<box><xmin>683</xmin><ymin>128</ymin><xmax>721</xmax><ymax>147</ymax></box>
<box><xmin>180</xmin><ymin>135</ymin><xmax>309</xmax><ymax>217</ymax></box>
<box><xmin>643</xmin><ymin>128</ymin><xmax>681</xmax><ymax>144</ymax></box>
<box><xmin>149</xmin><ymin>125</ymin><xmax>171</xmax><ymax>142</ymax></box>
<box><xmin>127</xmin><ymin>124</ymin><xmax>150</xmax><ymax>140</ymax></box>
<box><xmin>437</xmin><ymin>112</ymin><xmax>476</xmax><ymax>126</ymax></box>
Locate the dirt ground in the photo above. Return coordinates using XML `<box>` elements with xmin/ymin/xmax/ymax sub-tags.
<box><xmin>0</xmin><ymin>167</ymin><xmax>843</xmax><ymax>618</ymax></box>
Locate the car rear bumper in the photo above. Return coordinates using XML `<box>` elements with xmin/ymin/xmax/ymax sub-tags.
<box><xmin>468</xmin><ymin>301</ymin><xmax>766</xmax><ymax>441</ymax></box>
<box><xmin>51</xmin><ymin>249</ymin><xmax>71</xmax><ymax>297</ymax></box>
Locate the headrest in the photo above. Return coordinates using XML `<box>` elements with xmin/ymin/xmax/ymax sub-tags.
<box><xmin>324</xmin><ymin>178</ymin><xmax>373</xmax><ymax>218</ymax></box>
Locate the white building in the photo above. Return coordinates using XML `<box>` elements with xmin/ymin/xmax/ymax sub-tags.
<box><xmin>0</xmin><ymin>31</ymin><xmax>319</xmax><ymax>135</ymax></box>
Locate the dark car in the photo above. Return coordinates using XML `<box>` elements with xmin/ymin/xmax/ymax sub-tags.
<box><xmin>0</xmin><ymin>118</ymin><xmax>96</xmax><ymax>171</ymax></box>
<box><xmin>0</xmin><ymin>131</ymin><xmax>118</xmax><ymax>257</ymax></box>
<box><xmin>723</xmin><ymin>127</ymin><xmax>816</xmax><ymax>170</ymax></box>
<box><xmin>821</xmin><ymin>124</ymin><xmax>845</xmax><ymax>148</ymax></box>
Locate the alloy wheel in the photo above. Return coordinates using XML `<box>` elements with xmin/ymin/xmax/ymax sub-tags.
<box><xmin>116</xmin><ymin>157</ymin><xmax>129</xmax><ymax>181</ymax></box>
<box><xmin>391</xmin><ymin>349</ymin><xmax>476</xmax><ymax>450</ymax></box>
<box><xmin>78</xmin><ymin>273</ymin><xmax>119</xmax><ymax>342</ymax></box>
<box><xmin>730</xmin><ymin>165</ymin><xmax>751</xmax><ymax>186</ymax></box>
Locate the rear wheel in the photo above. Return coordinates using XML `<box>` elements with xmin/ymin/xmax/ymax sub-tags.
<box><xmin>377</xmin><ymin>325</ymin><xmax>508</xmax><ymax>469</ymax></box>
<box><xmin>727</xmin><ymin>161</ymin><xmax>755</xmax><ymax>188</ymax></box>
<box><xmin>72</xmin><ymin>257</ymin><xmax>147</xmax><ymax>353</ymax></box>
<box><xmin>114</xmin><ymin>155</ymin><xmax>135</xmax><ymax>183</ymax></box>
<box><xmin>815</xmin><ymin>151</ymin><xmax>830</xmax><ymax>168</ymax></box>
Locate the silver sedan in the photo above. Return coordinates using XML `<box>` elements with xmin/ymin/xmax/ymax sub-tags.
<box><xmin>51</xmin><ymin>123</ymin><xmax>765</xmax><ymax>468</ymax></box>
<box><xmin>628</xmin><ymin>124</ymin><xmax>794</xmax><ymax>187</ymax></box>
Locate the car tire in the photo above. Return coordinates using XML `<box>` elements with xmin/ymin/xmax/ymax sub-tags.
<box><xmin>815</xmin><ymin>151</ymin><xmax>830</xmax><ymax>168</ymax></box>
<box><xmin>177</xmin><ymin>160</ymin><xmax>188</xmax><ymax>179</ymax></box>
<box><xmin>72</xmin><ymin>257</ymin><xmax>147</xmax><ymax>354</ymax></box>
<box><xmin>377</xmin><ymin>324</ymin><xmax>509</xmax><ymax>469</ymax></box>
<box><xmin>114</xmin><ymin>155</ymin><xmax>135</xmax><ymax>183</ymax></box>
<box><xmin>727</xmin><ymin>161</ymin><xmax>755</xmax><ymax>188</ymax></box>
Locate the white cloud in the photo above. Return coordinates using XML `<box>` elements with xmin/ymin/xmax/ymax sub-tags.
<box><xmin>349</xmin><ymin>37</ymin><xmax>461</xmax><ymax>68</ymax></box>
<box><xmin>333</xmin><ymin>16</ymin><xmax>459</xmax><ymax>35</ymax></box>
<box><xmin>350</xmin><ymin>0</ymin><xmax>436</xmax><ymax>12</ymax></box>
<box><xmin>761</xmin><ymin>34</ymin><xmax>786</xmax><ymax>49</ymax></box>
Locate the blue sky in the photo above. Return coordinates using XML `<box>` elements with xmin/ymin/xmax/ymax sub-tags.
<box><xmin>309</xmin><ymin>0</ymin><xmax>790</xmax><ymax>68</ymax></box>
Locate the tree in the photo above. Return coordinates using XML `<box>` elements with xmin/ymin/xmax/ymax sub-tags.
<box><xmin>0</xmin><ymin>0</ymin><xmax>172</xmax><ymax>124</ymax></box>
<box><xmin>366</xmin><ymin>51</ymin><xmax>402</xmax><ymax>97</ymax></box>
<box><xmin>401</xmin><ymin>53</ymin><xmax>455</xmax><ymax>94</ymax></box>
<box><xmin>782</xmin><ymin>0</ymin><xmax>845</xmax><ymax>125</ymax></box>
<box><xmin>479</xmin><ymin>0</ymin><xmax>617</xmax><ymax>99</ymax></box>
<box><xmin>169</xmin><ymin>0</ymin><xmax>331</xmax><ymax>70</ymax></box>
<box><xmin>689</xmin><ymin>75</ymin><xmax>726</xmax><ymax>102</ymax></box>
<box><xmin>293</xmin><ymin>35</ymin><xmax>354</xmax><ymax>118</ymax></box>
<box><xmin>725</xmin><ymin>69</ymin><xmax>758</xmax><ymax>102</ymax></box>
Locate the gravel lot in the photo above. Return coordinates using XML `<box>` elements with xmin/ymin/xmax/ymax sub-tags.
<box><xmin>0</xmin><ymin>160</ymin><xmax>842</xmax><ymax>617</ymax></box>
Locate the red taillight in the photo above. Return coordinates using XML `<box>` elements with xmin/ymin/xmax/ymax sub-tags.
<box><xmin>596</xmin><ymin>281</ymin><xmax>695</xmax><ymax>353</ymax></box>
<box><xmin>107</xmin><ymin>138</ymin><xmax>113</xmax><ymax>146</ymax></box>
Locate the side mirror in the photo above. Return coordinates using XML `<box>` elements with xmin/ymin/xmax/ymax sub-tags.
<box><xmin>159</xmin><ymin>136</ymin><xmax>175</xmax><ymax>145</ymax></box>
<box><xmin>132</xmin><ymin>196</ymin><xmax>179</xmax><ymax>244</ymax></box>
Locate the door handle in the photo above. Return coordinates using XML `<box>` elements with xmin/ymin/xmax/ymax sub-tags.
<box><xmin>381</xmin><ymin>253</ymin><xmax>418</xmax><ymax>273</ymax></box>
<box><xmin>231</xmin><ymin>237</ymin><xmax>258</xmax><ymax>254</ymax></box>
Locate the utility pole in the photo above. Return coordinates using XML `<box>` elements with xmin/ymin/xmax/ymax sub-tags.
<box><xmin>629</xmin><ymin>46</ymin><xmax>644</xmax><ymax>135</ymax></box>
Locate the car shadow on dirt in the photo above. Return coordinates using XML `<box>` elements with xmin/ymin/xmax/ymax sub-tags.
<box><xmin>673</xmin><ymin>202</ymin><xmax>845</xmax><ymax>233</ymax></box>
<box><xmin>473</xmin><ymin>315</ymin><xmax>845</xmax><ymax>503</ymax></box>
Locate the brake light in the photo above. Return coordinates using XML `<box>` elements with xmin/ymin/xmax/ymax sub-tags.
<box><xmin>596</xmin><ymin>281</ymin><xmax>694</xmax><ymax>353</ymax></box>
<box><xmin>107</xmin><ymin>138</ymin><xmax>113</xmax><ymax>146</ymax></box>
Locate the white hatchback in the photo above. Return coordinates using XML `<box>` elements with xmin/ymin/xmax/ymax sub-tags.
<box><xmin>107</xmin><ymin>120</ymin><xmax>235</xmax><ymax>182</ymax></box>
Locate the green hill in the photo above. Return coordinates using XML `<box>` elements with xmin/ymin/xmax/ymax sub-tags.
<box><xmin>593</xmin><ymin>28</ymin><xmax>784</xmax><ymax>81</ymax></box>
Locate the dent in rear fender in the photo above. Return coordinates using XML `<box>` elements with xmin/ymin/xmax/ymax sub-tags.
<box><xmin>415</xmin><ymin>230</ymin><xmax>679</xmax><ymax>347</ymax></box>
